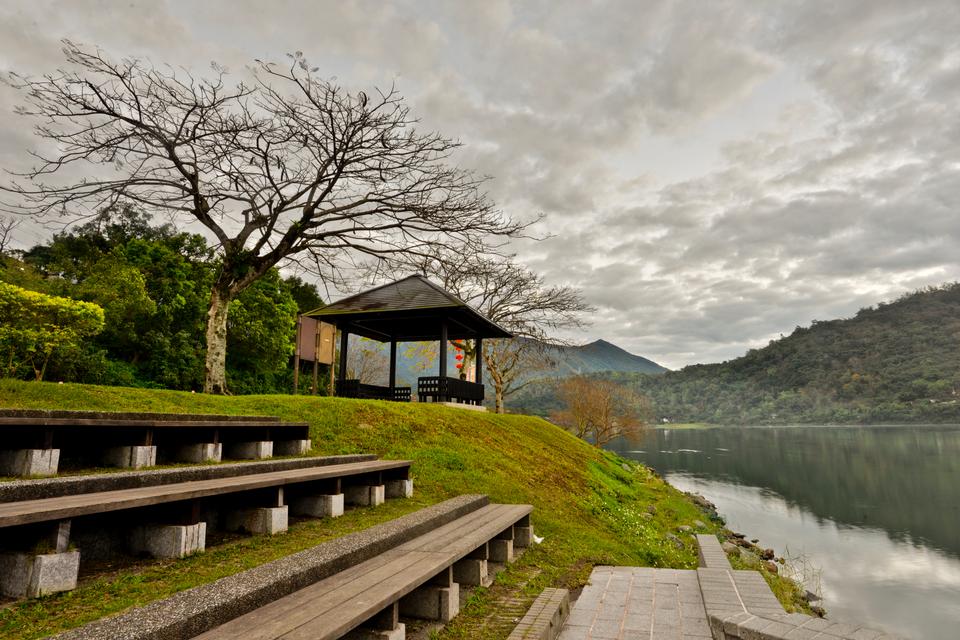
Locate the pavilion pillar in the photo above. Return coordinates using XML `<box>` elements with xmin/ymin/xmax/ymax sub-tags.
<box><xmin>475</xmin><ymin>338</ymin><xmax>483</xmax><ymax>386</ymax></box>
<box><xmin>338</xmin><ymin>328</ymin><xmax>349</xmax><ymax>384</ymax></box>
<box><xmin>389</xmin><ymin>340</ymin><xmax>397</xmax><ymax>392</ymax></box>
<box><xmin>439</xmin><ymin>321</ymin><xmax>448</xmax><ymax>402</ymax></box>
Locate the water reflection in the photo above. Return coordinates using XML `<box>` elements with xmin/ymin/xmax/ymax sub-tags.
<box><xmin>607</xmin><ymin>426</ymin><xmax>960</xmax><ymax>640</ymax></box>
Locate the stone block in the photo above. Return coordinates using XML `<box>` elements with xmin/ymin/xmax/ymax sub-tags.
<box><xmin>104</xmin><ymin>445</ymin><xmax>156</xmax><ymax>468</ymax></box>
<box><xmin>0</xmin><ymin>551</ymin><xmax>80</xmax><ymax>598</ymax></box>
<box><xmin>0</xmin><ymin>449</ymin><xmax>60</xmax><ymax>477</ymax></box>
<box><xmin>225</xmin><ymin>506</ymin><xmax>288</xmax><ymax>535</ymax></box>
<box><xmin>224</xmin><ymin>441</ymin><xmax>273</xmax><ymax>460</ymax></box>
<box><xmin>290</xmin><ymin>493</ymin><xmax>344</xmax><ymax>518</ymax></box>
<box><xmin>345</xmin><ymin>484</ymin><xmax>386</xmax><ymax>507</ymax></box>
<box><xmin>173</xmin><ymin>443</ymin><xmax>222</xmax><ymax>463</ymax></box>
<box><xmin>273</xmin><ymin>439</ymin><xmax>311</xmax><ymax>456</ymax></box>
<box><xmin>399</xmin><ymin>584</ymin><xmax>459</xmax><ymax>622</ymax></box>
<box><xmin>131</xmin><ymin>523</ymin><xmax>206</xmax><ymax>559</ymax></box>
<box><xmin>490</xmin><ymin>538</ymin><xmax>514</xmax><ymax>563</ymax></box>
<box><xmin>342</xmin><ymin>623</ymin><xmax>406</xmax><ymax>640</ymax></box>
<box><xmin>515</xmin><ymin>524</ymin><xmax>535</xmax><ymax>548</ymax></box>
<box><xmin>384</xmin><ymin>478</ymin><xmax>414</xmax><ymax>499</ymax></box>
<box><xmin>453</xmin><ymin>557</ymin><xmax>490</xmax><ymax>586</ymax></box>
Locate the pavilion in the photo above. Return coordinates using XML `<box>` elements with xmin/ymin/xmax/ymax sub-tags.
<box><xmin>304</xmin><ymin>275</ymin><xmax>512</xmax><ymax>405</ymax></box>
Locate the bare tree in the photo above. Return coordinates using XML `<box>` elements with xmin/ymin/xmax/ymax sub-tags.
<box><xmin>1</xmin><ymin>42</ymin><xmax>523</xmax><ymax>393</ymax></box>
<box><xmin>406</xmin><ymin>252</ymin><xmax>593</xmax><ymax>412</ymax></box>
<box><xmin>552</xmin><ymin>376</ymin><xmax>652</xmax><ymax>447</ymax></box>
<box><xmin>346</xmin><ymin>337</ymin><xmax>389</xmax><ymax>385</ymax></box>
<box><xmin>0</xmin><ymin>216</ymin><xmax>23</xmax><ymax>255</ymax></box>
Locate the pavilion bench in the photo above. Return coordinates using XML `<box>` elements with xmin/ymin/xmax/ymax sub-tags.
<box><xmin>193</xmin><ymin>502</ymin><xmax>534</xmax><ymax>640</ymax></box>
<box><xmin>0</xmin><ymin>458</ymin><xmax>412</xmax><ymax>599</ymax></box>
<box><xmin>0</xmin><ymin>410</ymin><xmax>313</xmax><ymax>477</ymax></box>
<box><xmin>417</xmin><ymin>376</ymin><xmax>485</xmax><ymax>406</ymax></box>
<box><xmin>336</xmin><ymin>379</ymin><xmax>412</xmax><ymax>402</ymax></box>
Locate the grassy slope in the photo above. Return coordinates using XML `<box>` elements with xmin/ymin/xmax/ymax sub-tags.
<box><xmin>0</xmin><ymin>380</ymin><xmax>799</xmax><ymax>639</ymax></box>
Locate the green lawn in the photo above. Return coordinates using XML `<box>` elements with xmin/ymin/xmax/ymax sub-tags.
<box><xmin>0</xmin><ymin>380</ymin><xmax>798</xmax><ymax>639</ymax></box>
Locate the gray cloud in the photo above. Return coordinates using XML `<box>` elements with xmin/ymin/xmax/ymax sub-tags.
<box><xmin>2</xmin><ymin>0</ymin><xmax>959</xmax><ymax>368</ymax></box>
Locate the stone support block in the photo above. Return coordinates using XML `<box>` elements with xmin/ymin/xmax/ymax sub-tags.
<box><xmin>174</xmin><ymin>443</ymin><xmax>222</xmax><ymax>463</ymax></box>
<box><xmin>345</xmin><ymin>484</ymin><xmax>385</xmax><ymax>507</ymax></box>
<box><xmin>224</xmin><ymin>441</ymin><xmax>273</xmax><ymax>460</ymax></box>
<box><xmin>515</xmin><ymin>524</ymin><xmax>535</xmax><ymax>548</ymax></box>
<box><xmin>399</xmin><ymin>584</ymin><xmax>460</xmax><ymax>622</ymax></box>
<box><xmin>453</xmin><ymin>557</ymin><xmax>490</xmax><ymax>587</ymax></box>
<box><xmin>384</xmin><ymin>478</ymin><xmax>414</xmax><ymax>499</ymax></box>
<box><xmin>489</xmin><ymin>538</ymin><xmax>514</xmax><ymax>563</ymax></box>
<box><xmin>344</xmin><ymin>603</ymin><xmax>405</xmax><ymax>639</ymax></box>
<box><xmin>225</xmin><ymin>506</ymin><xmax>288</xmax><ymax>535</ymax></box>
<box><xmin>0</xmin><ymin>449</ymin><xmax>60</xmax><ymax>477</ymax></box>
<box><xmin>273</xmin><ymin>439</ymin><xmax>311</xmax><ymax>456</ymax></box>
<box><xmin>131</xmin><ymin>523</ymin><xmax>206</xmax><ymax>559</ymax></box>
<box><xmin>342</xmin><ymin>625</ymin><xmax>405</xmax><ymax>640</ymax></box>
<box><xmin>104</xmin><ymin>445</ymin><xmax>156</xmax><ymax>469</ymax></box>
<box><xmin>0</xmin><ymin>551</ymin><xmax>80</xmax><ymax>598</ymax></box>
<box><xmin>290</xmin><ymin>493</ymin><xmax>344</xmax><ymax>518</ymax></box>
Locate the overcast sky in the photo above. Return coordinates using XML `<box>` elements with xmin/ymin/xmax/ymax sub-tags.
<box><xmin>2</xmin><ymin>0</ymin><xmax>959</xmax><ymax>369</ymax></box>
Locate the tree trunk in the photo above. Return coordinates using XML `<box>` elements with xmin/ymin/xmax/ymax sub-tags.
<box><xmin>204</xmin><ymin>286</ymin><xmax>231</xmax><ymax>394</ymax></box>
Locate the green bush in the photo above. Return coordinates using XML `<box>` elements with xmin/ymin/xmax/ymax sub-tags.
<box><xmin>0</xmin><ymin>282</ymin><xmax>105</xmax><ymax>381</ymax></box>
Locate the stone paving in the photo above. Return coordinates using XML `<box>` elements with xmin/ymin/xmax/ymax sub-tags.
<box><xmin>558</xmin><ymin>566</ymin><xmax>712</xmax><ymax>639</ymax></box>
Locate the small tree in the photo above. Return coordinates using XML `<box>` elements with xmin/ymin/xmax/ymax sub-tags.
<box><xmin>2</xmin><ymin>43</ymin><xmax>523</xmax><ymax>393</ymax></box>
<box><xmin>0</xmin><ymin>282</ymin><xmax>105</xmax><ymax>380</ymax></box>
<box><xmin>552</xmin><ymin>376</ymin><xmax>652</xmax><ymax>447</ymax></box>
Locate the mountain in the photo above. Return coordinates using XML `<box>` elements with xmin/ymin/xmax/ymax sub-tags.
<box><xmin>537</xmin><ymin>339</ymin><xmax>668</xmax><ymax>376</ymax></box>
<box><xmin>512</xmin><ymin>283</ymin><xmax>960</xmax><ymax>424</ymax></box>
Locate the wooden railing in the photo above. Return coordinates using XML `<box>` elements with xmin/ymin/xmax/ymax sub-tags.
<box><xmin>417</xmin><ymin>376</ymin><xmax>485</xmax><ymax>405</ymax></box>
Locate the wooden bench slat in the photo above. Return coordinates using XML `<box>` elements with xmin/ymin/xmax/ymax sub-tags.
<box><xmin>195</xmin><ymin>550</ymin><xmax>431</xmax><ymax>640</ymax></box>
<box><xmin>0</xmin><ymin>459</ymin><xmax>410</xmax><ymax>527</ymax></box>
<box><xmin>194</xmin><ymin>503</ymin><xmax>531</xmax><ymax>640</ymax></box>
<box><xmin>399</xmin><ymin>503</ymin><xmax>529</xmax><ymax>555</ymax></box>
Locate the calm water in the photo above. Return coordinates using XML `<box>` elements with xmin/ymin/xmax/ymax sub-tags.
<box><xmin>606</xmin><ymin>425</ymin><xmax>960</xmax><ymax>640</ymax></box>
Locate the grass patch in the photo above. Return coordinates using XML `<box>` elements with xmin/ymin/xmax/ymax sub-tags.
<box><xmin>0</xmin><ymin>380</ymin><xmax>798</xmax><ymax>639</ymax></box>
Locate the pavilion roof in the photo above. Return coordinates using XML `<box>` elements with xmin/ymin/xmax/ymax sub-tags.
<box><xmin>304</xmin><ymin>275</ymin><xmax>512</xmax><ymax>342</ymax></box>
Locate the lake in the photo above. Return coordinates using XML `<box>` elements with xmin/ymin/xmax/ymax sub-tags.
<box><xmin>606</xmin><ymin>425</ymin><xmax>960</xmax><ymax>640</ymax></box>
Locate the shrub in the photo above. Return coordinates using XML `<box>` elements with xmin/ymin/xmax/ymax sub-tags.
<box><xmin>0</xmin><ymin>282</ymin><xmax>104</xmax><ymax>381</ymax></box>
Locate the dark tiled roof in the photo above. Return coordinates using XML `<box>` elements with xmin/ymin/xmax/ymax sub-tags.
<box><xmin>304</xmin><ymin>275</ymin><xmax>512</xmax><ymax>341</ymax></box>
<box><xmin>306</xmin><ymin>275</ymin><xmax>466</xmax><ymax>315</ymax></box>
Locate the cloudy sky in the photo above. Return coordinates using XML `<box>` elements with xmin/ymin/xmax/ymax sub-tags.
<box><xmin>2</xmin><ymin>0</ymin><xmax>959</xmax><ymax>368</ymax></box>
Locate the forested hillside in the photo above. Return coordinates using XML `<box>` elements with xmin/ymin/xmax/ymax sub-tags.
<box><xmin>1</xmin><ymin>207</ymin><xmax>322</xmax><ymax>393</ymax></box>
<box><xmin>515</xmin><ymin>284</ymin><xmax>960</xmax><ymax>424</ymax></box>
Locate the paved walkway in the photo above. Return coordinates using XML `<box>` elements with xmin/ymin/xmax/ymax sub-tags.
<box><xmin>558</xmin><ymin>567</ymin><xmax>712</xmax><ymax>639</ymax></box>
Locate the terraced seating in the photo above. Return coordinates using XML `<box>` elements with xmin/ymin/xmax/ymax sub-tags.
<box><xmin>0</xmin><ymin>457</ymin><xmax>412</xmax><ymax>599</ymax></box>
<box><xmin>194</xmin><ymin>502</ymin><xmax>533</xmax><ymax>640</ymax></box>
<box><xmin>54</xmin><ymin>495</ymin><xmax>531</xmax><ymax>640</ymax></box>
<box><xmin>0</xmin><ymin>410</ymin><xmax>313</xmax><ymax>477</ymax></box>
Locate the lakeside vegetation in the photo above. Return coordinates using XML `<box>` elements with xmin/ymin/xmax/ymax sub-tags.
<box><xmin>515</xmin><ymin>283</ymin><xmax>960</xmax><ymax>425</ymax></box>
<box><xmin>0</xmin><ymin>379</ymin><xmax>809</xmax><ymax>639</ymax></box>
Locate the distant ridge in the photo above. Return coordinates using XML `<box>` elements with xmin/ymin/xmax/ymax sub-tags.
<box><xmin>514</xmin><ymin>282</ymin><xmax>960</xmax><ymax>424</ymax></box>
<box><xmin>538</xmin><ymin>339</ymin><xmax>668</xmax><ymax>376</ymax></box>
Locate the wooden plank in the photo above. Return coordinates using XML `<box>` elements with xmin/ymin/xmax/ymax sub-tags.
<box><xmin>194</xmin><ymin>550</ymin><xmax>435</xmax><ymax>640</ymax></box>
<box><xmin>196</xmin><ymin>503</ymin><xmax>533</xmax><ymax>640</ymax></box>
<box><xmin>0</xmin><ymin>459</ymin><xmax>411</xmax><ymax>528</ymax></box>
